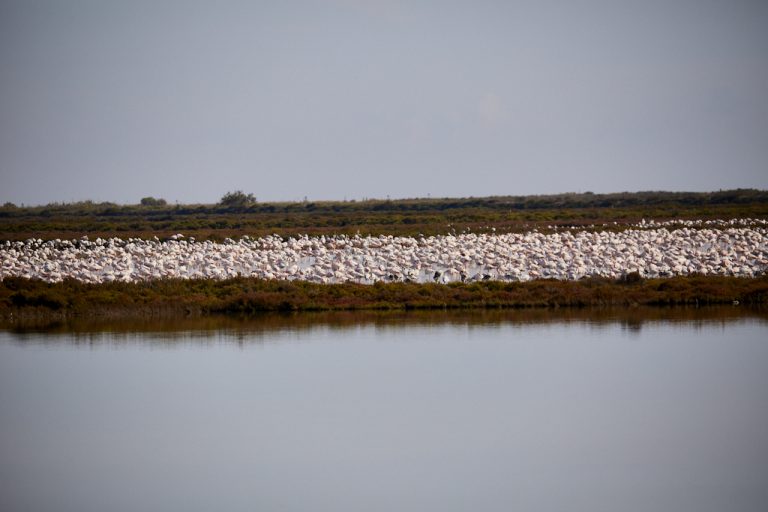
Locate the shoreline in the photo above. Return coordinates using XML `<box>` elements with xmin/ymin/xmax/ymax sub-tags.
<box><xmin>2</xmin><ymin>274</ymin><xmax>767</xmax><ymax>321</ymax></box>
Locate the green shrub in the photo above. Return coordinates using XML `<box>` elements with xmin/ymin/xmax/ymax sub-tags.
<box><xmin>219</xmin><ymin>191</ymin><xmax>256</xmax><ymax>208</ymax></box>
<box><xmin>140</xmin><ymin>197</ymin><xmax>167</xmax><ymax>206</ymax></box>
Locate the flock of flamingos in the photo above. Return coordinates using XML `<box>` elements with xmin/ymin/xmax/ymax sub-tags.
<box><xmin>2</xmin><ymin>218</ymin><xmax>766</xmax><ymax>285</ymax></box>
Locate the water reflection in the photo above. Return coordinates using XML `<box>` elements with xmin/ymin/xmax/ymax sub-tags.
<box><xmin>1</xmin><ymin>308</ymin><xmax>766</xmax><ymax>512</ymax></box>
<box><xmin>1</xmin><ymin>306</ymin><xmax>765</xmax><ymax>345</ymax></box>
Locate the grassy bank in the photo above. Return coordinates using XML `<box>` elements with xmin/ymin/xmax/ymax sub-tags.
<box><xmin>2</xmin><ymin>275</ymin><xmax>767</xmax><ymax>320</ymax></box>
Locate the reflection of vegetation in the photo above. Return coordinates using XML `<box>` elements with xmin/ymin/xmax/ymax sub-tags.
<box><xmin>1</xmin><ymin>189</ymin><xmax>766</xmax><ymax>241</ymax></box>
<box><xmin>2</xmin><ymin>275</ymin><xmax>766</xmax><ymax>320</ymax></box>
<box><xmin>3</xmin><ymin>306</ymin><xmax>766</xmax><ymax>340</ymax></box>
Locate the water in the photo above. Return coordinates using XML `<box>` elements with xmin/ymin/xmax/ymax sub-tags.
<box><xmin>1</xmin><ymin>309</ymin><xmax>767</xmax><ymax>512</ymax></box>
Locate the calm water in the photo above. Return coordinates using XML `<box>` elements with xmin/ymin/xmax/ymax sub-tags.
<box><xmin>1</xmin><ymin>310</ymin><xmax>767</xmax><ymax>512</ymax></box>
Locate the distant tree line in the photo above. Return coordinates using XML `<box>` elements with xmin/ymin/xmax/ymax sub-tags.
<box><xmin>0</xmin><ymin>189</ymin><xmax>766</xmax><ymax>219</ymax></box>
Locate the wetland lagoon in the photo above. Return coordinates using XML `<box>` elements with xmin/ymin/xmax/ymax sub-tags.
<box><xmin>1</xmin><ymin>307</ymin><xmax>767</xmax><ymax>512</ymax></box>
<box><xmin>3</xmin><ymin>193</ymin><xmax>768</xmax><ymax>510</ymax></box>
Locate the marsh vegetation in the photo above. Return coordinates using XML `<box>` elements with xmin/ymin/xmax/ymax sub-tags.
<box><xmin>2</xmin><ymin>190</ymin><xmax>766</xmax><ymax>318</ymax></box>
<box><xmin>2</xmin><ymin>274</ymin><xmax>767</xmax><ymax>320</ymax></box>
<box><xmin>2</xmin><ymin>189</ymin><xmax>767</xmax><ymax>241</ymax></box>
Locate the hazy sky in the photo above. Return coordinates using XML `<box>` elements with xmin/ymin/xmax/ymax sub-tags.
<box><xmin>1</xmin><ymin>0</ymin><xmax>767</xmax><ymax>206</ymax></box>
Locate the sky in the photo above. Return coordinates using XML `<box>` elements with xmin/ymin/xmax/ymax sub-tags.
<box><xmin>1</xmin><ymin>0</ymin><xmax>767</xmax><ymax>206</ymax></box>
